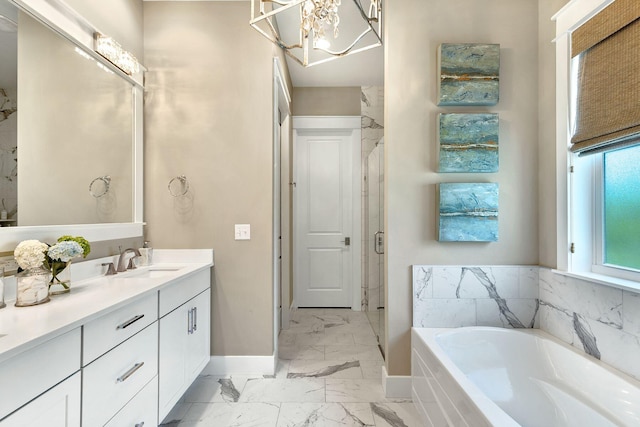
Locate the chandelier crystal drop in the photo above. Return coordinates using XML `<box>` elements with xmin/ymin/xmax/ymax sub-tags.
<box><xmin>302</xmin><ymin>0</ymin><xmax>341</xmax><ymax>47</ymax></box>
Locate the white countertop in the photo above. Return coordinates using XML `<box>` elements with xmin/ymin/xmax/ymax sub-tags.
<box><xmin>0</xmin><ymin>249</ymin><xmax>213</xmax><ymax>364</ymax></box>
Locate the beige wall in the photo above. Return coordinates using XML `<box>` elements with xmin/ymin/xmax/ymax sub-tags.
<box><xmin>144</xmin><ymin>1</ymin><xmax>277</xmax><ymax>356</ymax></box>
<box><xmin>385</xmin><ymin>0</ymin><xmax>540</xmax><ymax>375</ymax></box>
<box><xmin>292</xmin><ymin>87</ymin><xmax>361</xmax><ymax>116</ymax></box>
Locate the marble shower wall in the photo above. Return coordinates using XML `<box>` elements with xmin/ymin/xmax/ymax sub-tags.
<box><xmin>412</xmin><ymin>265</ymin><xmax>540</xmax><ymax>328</ymax></box>
<box><xmin>539</xmin><ymin>268</ymin><xmax>640</xmax><ymax>380</ymax></box>
<box><xmin>361</xmin><ymin>86</ymin><xmax>384</xmax><ymax>312</ymax></box>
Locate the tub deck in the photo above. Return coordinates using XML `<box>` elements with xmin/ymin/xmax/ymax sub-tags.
<box><xmin>411</xmin><ymin>327</ymin><xmax>640</xmax><ymax>427</ymax></box>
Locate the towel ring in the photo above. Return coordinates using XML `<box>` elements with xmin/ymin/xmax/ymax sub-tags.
<box><xmin>89</xmin><ymin>175</ymin><xmax>111</xmax><ymax>198</ymax></box>
<box><xmin>168</xmin><ymin>175</ymin><xmax>189</xmax><ymax>197</ymax></box>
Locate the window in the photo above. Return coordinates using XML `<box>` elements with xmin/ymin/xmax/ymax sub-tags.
<box><xmin>580</xmin><ymin>145</ymin><xmax>640</xmax><ymax>285</ymax></box>
<box><xmin>566</xmin><ymin>0</ymin><xmax>640</xmax><ymax>287</ymax></box>
<box><xmin>602</xmin><ymin>145</ymin><xmax>640</xmax><ymax>271</ymax></box>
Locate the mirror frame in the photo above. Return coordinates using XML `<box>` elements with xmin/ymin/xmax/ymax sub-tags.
<box><xmin>0</xmin><ymin>0</ymin><xmax>144</xmax><ymax>251</ymax></box>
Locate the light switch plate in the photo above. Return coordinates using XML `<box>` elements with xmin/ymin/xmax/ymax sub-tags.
<box><xmin>235</xmin><ymin>224</ymin><xmax>251</xmax><ymax>240</ymax></box>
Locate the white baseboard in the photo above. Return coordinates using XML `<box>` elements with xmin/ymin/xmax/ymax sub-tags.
<box><xmin>202</xmin><ymin>355</ymin><xmax>276</xmax><ymax>377</ymax></box>
<box><xmin>382</xmin><ymin>365</ymin><xmax>412</xmax><ymax>399</ymax></box>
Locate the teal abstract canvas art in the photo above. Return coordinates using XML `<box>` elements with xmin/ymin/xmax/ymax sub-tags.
<box><xmin>438</xmin><ymin>182</ymin><xmax>499</xmax><ymax>242</ymax></box>
<box><xmin>438</xmin><ymin>113</ymin><xmax>499</xmax><ymax>173</ymax></box>
<box><xmin>438</xmin><ymin>43</ymin><xmax>500</xmax><ymax>106</ymax></box>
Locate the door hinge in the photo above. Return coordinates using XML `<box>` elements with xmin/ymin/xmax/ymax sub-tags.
<box><xmin>570</xmin><ymin>242</ymin><xmax>575</xmax><ymax>253</ymax></box>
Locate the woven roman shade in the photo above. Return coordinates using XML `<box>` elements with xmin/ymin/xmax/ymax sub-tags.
<box><xmin>570</xmin><ymin>0</ymin><xmax>640</xmax><ymax>156</ymax></box>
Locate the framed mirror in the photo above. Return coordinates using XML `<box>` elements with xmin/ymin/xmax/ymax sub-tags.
<box><xmin>0</xmin><ymin>0</ymin><xmax>143</xmax><ymax>251</ymax></box>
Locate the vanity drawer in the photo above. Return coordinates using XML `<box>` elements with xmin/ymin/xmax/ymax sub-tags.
<box><xmin>0</xmin><ymin>328</ymin><xmax>81</xmax><ymax>420</ymax></box>
<box><xmin>82</xmin><ymin>323</ymin><xmax>158</xmax><ymax>427</ymax></box>
<box><xmin>159</xmin><ymin>269</ymin><xmax>210</xmax><ymax>317</ymax></box>
<box><xmin>104</xmin><ymin>376</ymin><xmax>158</xmax><ymax>427</ymax></box>
<box><xmin>83</xmin><ymin>293</ymin><xmax>158</xmax><ymax>365</ymax></box>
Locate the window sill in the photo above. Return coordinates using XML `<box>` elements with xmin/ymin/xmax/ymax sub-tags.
<box><xmin>552</xmin><ymin>269</ymin><xmax>640</xmax><ymax>294</ymax></box>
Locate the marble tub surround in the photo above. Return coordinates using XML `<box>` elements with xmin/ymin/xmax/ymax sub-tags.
<box><xmin>413</xmin><ymin>265</ymin><xmax>539</xmax><ymax>328</ymax></box>
<box><xmin>161</xmin><ymin>308</ymin><xmax>422</xmax><ymax>426</ymax></box>
<box><xmin>539</xmin><ymin>267</ymin><xmax>640</xmax><ymax>381</ymax></box>
<box><xmin>0</xmin><ymin>249</ymin><xmax>213</xmax><ymax>363</ymax></box>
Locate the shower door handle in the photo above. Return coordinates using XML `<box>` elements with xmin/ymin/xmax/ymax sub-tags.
<box><xmin>374</xmin><ymin>231</ymin><xmax>384</xmax><ymax>254</ymax></box>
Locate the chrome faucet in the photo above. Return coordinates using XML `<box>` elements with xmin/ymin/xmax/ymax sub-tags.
<box><xmin>117</xmin><ymin>248</ymin><xmax>141</xmax><ymax>273</ymax></box>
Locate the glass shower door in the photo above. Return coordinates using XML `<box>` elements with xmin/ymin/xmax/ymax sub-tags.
<box><xmin>367</xmin><ymin>139</ymin><xmax>384</xmax><ymax>356</ymax></box>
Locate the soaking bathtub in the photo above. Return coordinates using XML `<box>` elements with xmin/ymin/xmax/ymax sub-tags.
<box><xmin>411</xmin><ymin>327</ymin><xmax>640</xmax><ymax>427</ymax></box>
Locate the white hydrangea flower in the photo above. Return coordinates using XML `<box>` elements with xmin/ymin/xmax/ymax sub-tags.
<box><xmin>14</xmin><ymin>240</ymin><xmax>49</xmax><ymax>270</ymax></box>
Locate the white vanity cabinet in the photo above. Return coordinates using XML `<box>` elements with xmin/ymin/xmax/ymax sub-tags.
<box><xmin>0</xmin><ymin>328</ymin><xmax>81</xmax><ymax>424</ymax></box>
<box><xmin>158</xmin><ymin>269</ymin><xmax>211</xmax><ymax>422</ymax></box>
<box><xmin>0</xmin><ymin>253</ymin><xmax>213</xmax><ymax>427</ymax></box>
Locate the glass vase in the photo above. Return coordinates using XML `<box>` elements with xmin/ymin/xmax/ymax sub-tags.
<box><xmin>15</xmin><ymin>266</ymin><xmax>50</xmax><ymax>307</ymax></box>
<box><xmin>49</xmin><ymin>261</ymin><xmax>71</xmax><ymax>296</ymax></box>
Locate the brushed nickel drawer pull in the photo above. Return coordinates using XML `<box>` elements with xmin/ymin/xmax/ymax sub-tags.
<box><xmin>116</xmin><ymin>362</ymin><xmax>144</xmax><ymax>383</ymax></box>
<box><xmin>187</xmin><ymin>308</ymin><xmax>193</xmax><ymax>334</ymax></box>
<box><xmin>117</xmin><ymin>314</ymin><xmax>145</xmax><ymax>330</ymax></box>
<box><xmin>193</xmin><ymin>307</ymin><xmax>197</xmax><ymax>332</ymax></box>
<box><xmin>134</xmin><ymin>423</ymin><xmax>144</xmax><ymax>427</ymax></box>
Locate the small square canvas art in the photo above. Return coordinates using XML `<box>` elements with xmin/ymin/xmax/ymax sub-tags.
<box><xmin>438</xmin><ymin>43</ymin><xmax>500</xmax><ymax>106</ymax></box>
<box><xmin>438</xmin><ymin>182</ymin><xmax>499</xmax><ymax>242</ymax></box>
<box><xmin>438</xmin><ymin>113</ymin><xmax>499</xmax><ymax>173</ymax></box>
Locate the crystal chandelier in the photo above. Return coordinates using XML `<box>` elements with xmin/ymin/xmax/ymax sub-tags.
<box><xmin>250</xmin><ymin>0</ymin><xmax>382</xmax><ymax>67</ymax></box>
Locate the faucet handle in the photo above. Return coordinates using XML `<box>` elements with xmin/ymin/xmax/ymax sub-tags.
<box><xmin>102</xmin><ymin>262</ymin><xmax>117</xmax><ymax>275</ymax></box>
<box><xmin>127</xmin><ymin>257</ymin><xmax>138</xmax><ymax>270</ymax></box>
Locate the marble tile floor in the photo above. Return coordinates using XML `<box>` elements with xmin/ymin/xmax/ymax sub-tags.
<box><xmin>160</xmin><ymin>308</ymin><xmax>422</xmax><ymax>427</ymax></box>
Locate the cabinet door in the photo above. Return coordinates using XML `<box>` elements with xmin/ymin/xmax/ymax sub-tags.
<box><xmin>0</xmin><ymin>372</ymin><xmax>81</xmax><ymax>427</ymax></box>
<box><xmin>158</xmin><ymin>288</ymin><xmax>211</xmax><ymax>422</ymax></box>
<box><xmin>186</xmin><ymin>288</ymin><xmax>211</xmax><ymax>382</ymax></box>
<box><xmin>158</xmin><ymin>303</ymin><xmax>189</xmax><ymax>421</ymax></box>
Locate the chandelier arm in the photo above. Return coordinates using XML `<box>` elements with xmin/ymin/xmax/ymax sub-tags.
<box><xmin>313</xmin><ymin>27</ymin><xmax>371</xmax><ymax>56</ymax></box>
<box><xmin>251</xmin><ymin>0</ymin><xmax>306</xmax><ymax>23</ymax></box>
<box><xmin>264</xmin><ymin>16</ymin><xmax>304</xmax><ymax>49</ymax></box>
<box><xmin>304</xmin><ymin>42</ymin><xmax>380</xmax><ymax>67</ymax></box>
<box><xmin>262</xmin><ymin>0</ymin><xmax>305</xmax><ymax>6</ymax></box>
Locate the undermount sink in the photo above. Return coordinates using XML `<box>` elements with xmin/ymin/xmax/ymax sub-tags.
<box><xmin>116</xmin><ymin>267</ymin><xmax>182</xmax><ymax>279</ymax></box>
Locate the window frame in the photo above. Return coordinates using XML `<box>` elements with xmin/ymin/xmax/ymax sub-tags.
<box><xmin>569</xmin><ymin>150</ymin><xmax>640</xmax><ymax>288</ymax></box>
<box><xmin>591</xmin><ymin>149</ymin><xmax>640</xmax><ymax>281</ymax></box>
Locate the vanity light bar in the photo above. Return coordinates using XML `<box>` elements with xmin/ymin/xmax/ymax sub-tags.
<box><xmin>93</xmin><ymin>33</ymin><xmax>140</xmax><ymax>75</ymax></box>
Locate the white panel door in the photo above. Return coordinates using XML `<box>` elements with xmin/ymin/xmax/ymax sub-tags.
<box><xmin>296</xmin><ymin>129</ymin><xmax>354</xmax><ymax>307</ymax></box>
